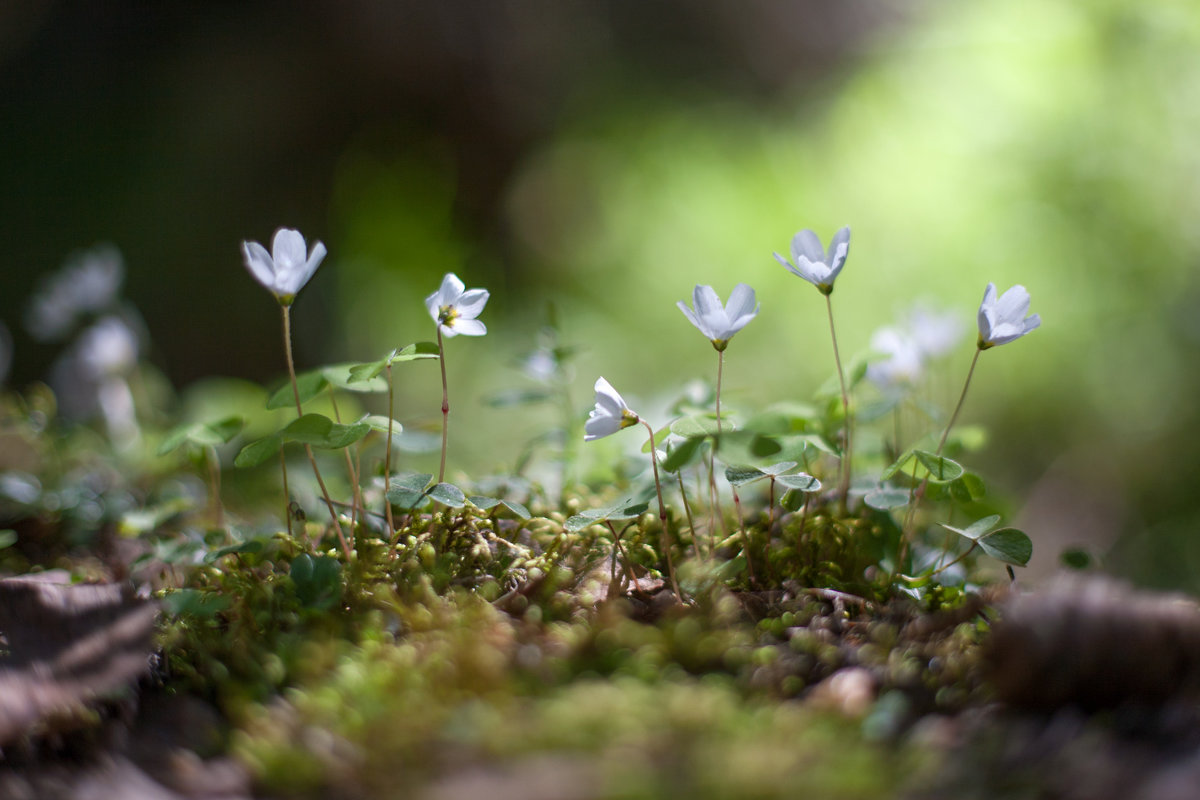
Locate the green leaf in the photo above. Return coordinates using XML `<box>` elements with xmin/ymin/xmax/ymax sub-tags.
<box><xmin>361</xmin><ymin>415</ymin><xmax>404</xmax><ymax>437</ymax></box>
<box><xmin>977</xmin><ymin>528</ymin><xmax>1032</xmax><ymax>567</ymax></box>
<box><xmin>912</xmin><ymin>450</ymin><xmax>964</xmax><ymax>483</ymax></box>
<box><xmin>565</xmin><ymin>514</ymin><xmax>597</xmax><ymax>532</ymax></box>
<box><xmin>1060</xmin><ymin>547</ymin><xmax>1092</xmax><ymax>570</ymax></box>
<box><xmin>267</xmin><ymin>371</ymin><xmax>329</xmax><ymax>410</ymax></box>
<box><xmin>957</xmin><ymin>472</ymin><xmax>986</xmax><ymax>500</ymax></box>
<box><xmin>234</xmin><ymin>432</ymin><xmax>285</xmax><ymax>468</ymax></box>
<box><xmin>283</xmin><ymin>413</ymin><xmax>334</xmax><ymax>443</ymax></box>
<box><xmin>640</xmin><ymin>422</ymin><xmax>673</xmax><ymax>453</ymax></box>
<box><xmin>760</xmin><ymin>461</ymin><xmax>798</xmax><ymax>477</ymax></box>
<box><xmin>204</xmin><ymin>540</ymin><xmax>265</xmax><ymax>563</ymax></box>
<box><xmin>468</xmin><ymin>495</ymin><xmax>502</xmax><ymax>511</ymax></box>
<box><xmin>347</xmin><ymin>351</ymin><xmax>395</xmax><ymax>384</ymax></box>
<box><xmin>290</xmin><ymin>554</ymin><xmax>342</xmax><ymax>610</ymax></box>
<box><xmin>864</xmin><ymin>487</ymin><xmax>909</xmax><ymax>510</ymax></box>
<box><xmin>881</xmin><ymin>448</ymin><xmax>916</xmax><ymax>481</ymax></box>
<box><xmin>775</xmin><ymin>473</ymin><xmax>821</xmax><ymax>492</ymax></box>
<box><xmin>939</xmin><ymin>514</ymin><xmax>1001</xmax><ymax>542</ymax></box>
<box><xmin>670</xmin><ymin>415</ymin><xmax>723</xmax><ymax>439</ymax></box>
<box><xmin>281</xmin><ymin>414</ymin><xmax>369</xmax><ymax>450</ymax></box>
<box><xmin>662</xmin><ymin>436</ymin><xmax>706</xmax><ymax>473</ymax></box>
<box><xmin>428</xmin><ymin>482</ymin><xmax>467</xmax><ymax>507</ymax></box>
<box><xmin>387</xmin><ymin>473</ymin><xmax>434</xmax><ymax>508</ymax></box>
<box><xmin>162</xmin><ymin>589</ymin><xmax>231</xmax><ymax>618</ymax></box>
<box><xmin>158</xmin><ymin>416</ymin><xmax>244</xmax><ymax>455</ymax></box>
<box><xmin>0</xmin><ymin>530</ymin><xmax>17</xmax><ymax>549</ymax></box>
<box><xmin>394</xmin><ymin>341</ymin><xmax>441</xmax><ymax>362</ymax></box>
<box><xmin>319</xmin><ymin>420</ymin><xmax>371</xmax><ymax>449</ymax></box>
<box><xmin>725</xmin><ymin>465</ymin><xmax>765</xmax><ymax>486</ymax></box>
<box><xmin>780</xmin><ymin>489</ymin><xmax>807</xmax><ymax>512</ymax></box>
<box><xmin>501</xmin><ymin>500</ymin><xmax>531</xmax><ymax>519</ymax></box>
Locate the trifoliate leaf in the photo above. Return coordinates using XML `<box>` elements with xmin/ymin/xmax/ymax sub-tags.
<box><xmin>662</xmin><ymin>436</ymin><xmax>706</xmax><ymax>473</ymax></box>
<box><xmin>427</xmin><ymin>482</ymin><xmax>466</xmax><ymax>507</ymax></box>
<box><xmin>501</xmin><ymin>500</ymin><xmax>531</xmax><ymax>519</ymax></box>
<box><xmin>266</xmin><ymin>371</ymin><xmax>329</xmax><ymax>410</ymax></box>
<box><xmin>234</xmin><ymin>432</ymin><xmax>285</xmax><ymax>468</ymax></box>
<box><xmin>864</xmin><ymin>487</ymin><xmax>910</xmax><ymax>510</ymax></box>
<box><xmin>977</xmin><ymin>528</ymin><xmax>1032</xmax><ymax>567</ymax></box>
<box><xmin>912</xmin><ymin>450</ymin><xmax>965</xmax><ymax>483</ymax></box>
<box><xmin>468</xmin><ymin>495</ymin><xmax>502</xmax><ymax>511</ymax></box>
<box><xmin>670</xmin><ymin>415</ymin><xmax>723</xmax><ymax>439</ymax></box>
<box><xmin>158</xmin><ymin>416</ymin><xmax>244</xmax><ymax>455</ymax></box>
<box><xmin>360</xmin><ymin>415</ymin><xmax>404</xmax><ymax>436</ymax></box>
<box><xmin>776</xmin><ymin>473</ymin><xmax>821</xmax><ymax>492</ymax></box>
<box><xmin>725</xmin><ymin>465</ymin><xmax>765</xmax><ymax>486</ymax></box>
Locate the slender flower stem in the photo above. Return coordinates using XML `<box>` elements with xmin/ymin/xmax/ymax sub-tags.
<box><xmin>282</xmin><ymin>305</ymin><xmax>351</xmax><ymax>560</ymax></box>
<box><xmin>937</xmin><ymin>348</ymin><xmax>981</xmax><ymax>457</ymax></box>
<box><xmin>825</xmin><ymin>293</ymin><xmax>852</xmax><ymax>511</ymax></box>
<box><xmin>715</xmin><ymin>348</ymin><xmax>725</xmax><ymax>434</ymax></box>
<box><xmin>642</xmin><ymin>419</ymin><xmax>681</xmax><ymax>600</ymax></box>
<box><xmin>205</xmin><ymin>445</ymin><xmax>224</xmax><ymax>530</ymax></box>
<box><xmin>898</xmin><ymin>348</ymin><xmax>983</xmax><ymax>573</ymax></box>
<box><xmin>437</xmin><ymin>327</ymin><xmax>450</xmax><ymax>483</ymax></box>
<box><xmin>279</xmin><ymin>449</ymin><xmax>292</xmax><ymax>537</ymax></box>
<box><xmin>383</xmin><ymin>362</ymin><xmax>397</xmax><ymax>535</ymax></box>
<box><xmin>732</xmin><ymin>483</ymin><xmax>756</xmax><ymax>585</ymax></box>
<box><xmin>676</xmin><ymin>471</ymin><xmax>700</xmax><ymax>558</ymax></box>
<box><xmin>327</xmin><ymin>386</ymin><xmax>361</xmax><ymax>533</ymax></box>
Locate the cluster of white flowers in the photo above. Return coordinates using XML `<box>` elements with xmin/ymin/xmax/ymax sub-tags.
<box><xmin>583</xmin><ymin>226</ymin><xmax>1041</xmax><ymax>443</ymax></box>
<box><xmin>866</xmin><ymin>305</ymin><xmax>965</xmax><ymax>390</ymax></box>
<box><xmin>235</xmin><ymin>226</ymin><xmax>1040</xmax><ymax>451</ymax></box>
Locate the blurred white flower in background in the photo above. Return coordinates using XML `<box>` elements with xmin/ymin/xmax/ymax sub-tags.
<box><xmin>866</xmin><ymin>327</ymin><xmax>924</xmax><ymax>390</ymax></box>
<box><xmin>25</xmin><ymin>244</ymin><xmax>124</xmax><ymax>341</ymax></box>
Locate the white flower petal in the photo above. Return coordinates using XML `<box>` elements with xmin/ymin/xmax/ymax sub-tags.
<box><xmin>593</xmin><ymin>377</ymin><xmax>627</xmax><ymax>417</ymax></box>
<box><xmin>242</xmin><ymin>240</ymin><xmax>277</xmax><ymax>292</ymax></box>
<box><xmin>454</xmin><ymin>289</ymin><xmax>490</xmax><ymax>319</ymax></box>
<box><xmin>450</xmin><ymin>318</ymin><xmax>487</xmax><ymax>337</ymax></box>
<box><xmin>677</xmin><ymin>300</ymin><xmax>706</xmax><ymax>336</ymax></box>
<box><xmin>995</xmin><ymin>284</ymin><xmax>1031</xmax><ymax>323</ymax></box>
<box><xmin>271</xmin><ymin>229</ymin><xmax>308</xmax><ymax>273</ymax></box>
<box><xmin>437</xmin><ymin>273</ymin><xmax>466</xmax><ymax>305</ymax></box>
<box><xmin>286</xmin><ymin>239</ymin><xmax>326</xmax><ymax>295</ymax></box>
<box><xmin>790</xmin><ymin>229</ymin><xmax>825</xmax><ymax>264</ymax></box>
<box><xmin>724</xmin><ymin>283</ymin><xmax>757</xmax><ymax>323</ymax></box>
<box><xmin>827</xmin><ymin>226</ymin><xmax>851</xmax><ymax>269</ymax></box>
<box><xmin>424</xmin><ymin>290</ymin><xmax>441</xmax><ymax>321</ymax></box>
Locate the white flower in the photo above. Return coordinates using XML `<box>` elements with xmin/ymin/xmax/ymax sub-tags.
<box><xmin>774</xmin><ymin>226</ymin><xmax>851</xmax><ymax>294</ymax></box>
<box><xmin>241</xmin><ymin>228</ymin><xmax>327</xmax><ymax>305</ymax></box>
<box><xmin>77</xmin><ymin>316</ymin><xmax>139</xmax><ymax>379</ymax></box>
<box><xmin>425</xmin><ymin>273</ymin><xmax>489</xmax><ymax>337</ymax></box>
<box><xmin>677</xmin><ymin>283</ymin><xmax>759</xmax><ymax>351</ymax></box>
<box><xmin>907</xmin><ymin>304</ymin><xmax>964</xmax><ymax>359</ymax></box>
<box><xmin>866</xmin><ymin>327</ymin><xmax>923</xmax><ymax>389</ymax></box>
<box><xmin>977</xmin><ymin>283</ymin><xmax>1041</xmax><ymax>349</ymax></box>
<box><xmin>584</xmin><ymin>377</ymin><xmax>639</xmax><ymax>441</ymax></box>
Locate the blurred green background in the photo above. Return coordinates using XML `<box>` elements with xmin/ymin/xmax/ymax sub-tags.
<box><xmin>3</xmin><ymin>1</ymin><xmax>1200</xmax><ymax>589</ymax></box>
